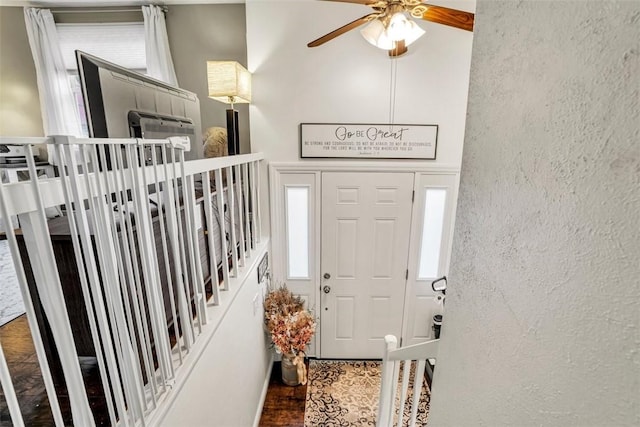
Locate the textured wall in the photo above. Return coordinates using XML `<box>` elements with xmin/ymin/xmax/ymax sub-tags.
<box><xmin>428</xmin><ymin>1</ymin><xmax>639</xmax><ymax>426</ymax></box>
<box><xmin>0</xmin><ymin>7</ymin><xmax>44</xmax><ymax>137</ymax></box>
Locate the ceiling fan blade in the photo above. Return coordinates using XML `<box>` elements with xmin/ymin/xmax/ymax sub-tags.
<box><xmin>420</xmin><ymin>5</ymin><xmax>474</xmax><ymax>32</ymax></box>
<box><xmin>308</xmin><ymin>13</ymin><xmax>378</xmax><ymax>47</ymax></box>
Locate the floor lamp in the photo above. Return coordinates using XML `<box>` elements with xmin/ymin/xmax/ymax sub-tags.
<box><xmin>207</xmin><ymin>61</ymin><xmax>252</xmax><ymax>155</ymax></box>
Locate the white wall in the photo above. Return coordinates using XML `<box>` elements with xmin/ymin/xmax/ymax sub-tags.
<box><xmin>429</xmin><ymin>1</ymin><xmax>640</xmax><ymax>425</ymax></box>
<box><xmin>160</xmin><ymin>246</ymin><xmax>272</xmax><ymax>427</ymax></box>
<box><xmin>245</xmin><ymin>0</ymin><xmax>475</xmax><ymax>166</ymax></box>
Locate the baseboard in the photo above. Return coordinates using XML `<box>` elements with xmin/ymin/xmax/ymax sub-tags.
<box><xmin>253</xmin><ymin>352</ymin><xmax>275</xmax><ymax>427</ymax></box>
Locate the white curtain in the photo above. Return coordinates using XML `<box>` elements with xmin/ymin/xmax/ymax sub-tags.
<box><xmin>22</xmin><ymin>10</ymin><xmax>95</xmax><ymax>426</ymax></box>
<box><xmin>143</xmin><ymin>5</ymin><xmax>178</xmax><ymax>86</ymax></box>
<box><xmin>24</xmin><ymin>8</ymin><xmax>83</xmax><ymax>138</ymax></box>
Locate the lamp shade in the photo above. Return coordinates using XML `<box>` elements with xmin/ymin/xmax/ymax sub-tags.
<box><xmin>207</xmin><ymin>61</ymin><xmax>252</xmax><ymax>104</ymax></box>
<box><xmin>402</xmin><ymin>20</ymin><xmax>426</xmax><ymax>47</ymax></box>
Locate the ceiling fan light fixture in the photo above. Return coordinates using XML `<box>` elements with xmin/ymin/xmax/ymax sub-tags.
<box><xmin>403</xmin><ymin>20</ymin><xmax>426</xmax><ymax>46</ymax></box>
<box><xmin>387</xmin><ymin>12</ymin><xmax>410</xmax><ymax>41</ymax></box>
<box><xmin>361</xmin><ymin>13</ymin><xmax>425</xmax><ymax>52</ymax></box>
<box><xmin>360</xmin><ymin>19</ymin><xmax>395</xmax><ymax>50</ymax></box>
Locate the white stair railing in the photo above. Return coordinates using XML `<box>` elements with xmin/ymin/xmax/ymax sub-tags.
<box><xmin>377</xmin><ymin>335</ymin><xmax>439</xmax><ymax>427</ymax></box>
<box><xmin>0</xmin><ymin>135</ymin><xmax>264</xmax><ymax>426</ymax></box>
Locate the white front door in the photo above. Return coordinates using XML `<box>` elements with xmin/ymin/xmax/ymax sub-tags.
<box><xmin>320</xmin><ymin>172</ymin><xmax>414</xmax><ymax>358</ymax></box>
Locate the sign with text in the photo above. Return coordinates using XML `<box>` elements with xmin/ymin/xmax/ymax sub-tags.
<box><xmin>300</xmin><ymin>123</ymin><xmax>438</xmax><ymax>159</ymax></box>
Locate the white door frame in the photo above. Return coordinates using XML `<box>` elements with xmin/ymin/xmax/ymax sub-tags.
<box><xmin>269</xmin><ymin>162</ymin><xmax>460</xmax><ymax>357</ymax></box>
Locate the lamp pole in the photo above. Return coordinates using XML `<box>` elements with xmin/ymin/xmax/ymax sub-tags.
<box><xmin>226</xmin><ymin>95</ymin><xmax>240</xmax><ymax>155</ymax></box>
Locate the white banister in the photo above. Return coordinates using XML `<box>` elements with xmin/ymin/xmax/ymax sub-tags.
<box><xmin>377</xmin><ymin>335</ymin><xmax>439</xmax><ymax>427</ymax></box>
<box><xmin>0</xmin><ymin>135</ymin><xmax>265</xmax><ymax>425</ymax></box>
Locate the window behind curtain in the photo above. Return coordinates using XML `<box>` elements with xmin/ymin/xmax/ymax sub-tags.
<box><xmin>56</xmin><ymin>23</ymin><xmax>146</xmax><ymax>136</ymax></box>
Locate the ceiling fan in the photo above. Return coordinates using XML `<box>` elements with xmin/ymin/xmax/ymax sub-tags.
<box><xmin>308</xmin><ymin>0</ymin><xmax>475</xmax><ymax>57</ymax></box>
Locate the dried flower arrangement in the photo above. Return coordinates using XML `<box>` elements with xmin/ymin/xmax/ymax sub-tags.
<box><xmin>264</xmin><ymin>286</ymin><xmax>316</xmax><ymax>356</ymax></box>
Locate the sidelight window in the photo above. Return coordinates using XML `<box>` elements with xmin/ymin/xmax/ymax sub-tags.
<box><xmin>417</xmin><ymin>188</ymin><xmax>447</xmax><ymax>279</ymax></box>
<box><xmin>285</xmin><ymin>186</ymin><xmax>310</xmax><ymax>278</ymax></box>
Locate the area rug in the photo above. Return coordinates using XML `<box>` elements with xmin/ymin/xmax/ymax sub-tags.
<box><xmin>0</xmin><ymin>240</ymin><xmax>25</xmax><ymax>326</ymax></box>
<box><xmin>304</xmin><ymin>360</ymin><xmax>430</xmax><ymax>426</ymax></box>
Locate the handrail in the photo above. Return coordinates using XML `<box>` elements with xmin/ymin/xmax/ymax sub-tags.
<box><xmin>0</xmin><ymin>135</ymin><xmax>264</xmax><ymax>218</ymax></box>
<box><xmin>386</xmin><ymin>338</ymin><xmax>440</xmax><ymax>362</ymax></box>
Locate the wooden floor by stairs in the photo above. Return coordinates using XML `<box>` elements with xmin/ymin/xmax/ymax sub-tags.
<box><xmin>0</xmin><ymin>314</ymin><xmax>308</xmax><ymax>426</ymax></box>
<box><xmin>259</xmin><ymin>361</ymin><xmax>308</xmax><ymax>427</ymax></box>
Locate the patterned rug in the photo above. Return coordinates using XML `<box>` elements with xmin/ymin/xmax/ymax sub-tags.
<box><xmin>304</xmin><ymin>360</ymin><xmax>430</xmax><ymax>426</ymax></box>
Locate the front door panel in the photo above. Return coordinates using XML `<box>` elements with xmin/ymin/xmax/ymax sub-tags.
<box><xmin>321</xmin><ymin>172</ymin><xmax>414</xmax><ymax>358</ymax></box>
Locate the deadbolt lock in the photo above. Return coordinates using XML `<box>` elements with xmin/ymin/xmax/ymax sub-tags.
<box><xmin>323</xmin><ymin>273</ymin><xmax>331</xmax><ymax>279</ymax></box>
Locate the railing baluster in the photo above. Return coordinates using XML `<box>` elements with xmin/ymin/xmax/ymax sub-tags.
<box><xmin>81</xmin><ymin>145</ymin><xmax>150</xmax><ymax>419</ymax></box>
<box><xmin>256</xmin><ymin>161</ymin><xmax>262</xmax><ymax>242</ymax></box>
<box><xmin>111</xmin><ymin>145</ymin><xmax>150</xmax><ymax>417</ymax></box>
<box><xmin>137</xmin><ymin>143</ymin><xmax>177</xmax><ymax>382</ymax></box>
<box><xmin>234</xmin><ymin>164</ymin><xmax>246</xmax><ymax>266</ymax></box>
<box><xmin>105</xmin><ymin>144</ymin><xmax>163</xmax><ymax>409</ymax></box>
<box><xmin>387</xmin><ymin>356</ymin><xmax>401</xmax><ymax>426</ymax></box>
<box><xmin>242</xmin><ymin>163</ymin><xmax>252</xmax><ymax>255</ymax></box>
<box><xmin>73</xmin><ymin>145</ymin><xmax>142</xmax><ymax>423</ymax></box>
<box><xmin>21</xmin><ymin>143</ymin><xmax>95</xmax><ymax>426</ymax></box>
<box><xmin>151</xmin><ymin>146</ymin><xmax>180</xmax><ymax>373</ymax></box>
<box><xmin>409</xmin><ymin>359</ymin><xmax>426</xmax><ymax>427</ymax></box>
<box><xmin>215</xmin><ymin>168</ymin><xmax>230</xmax><ymax>290</ymax></box>
<box><xmin>118</xmin><ymin>144</ymin><xmax>158</xmax><ymax>420</ymax></box>
<box><xmin>55</xmin><ymin>142</ymin><xmax>125</xmax><ymax>426</ymax></box>
<box><xmin>180</xmin><ymin>150</ymin><xmax>207</xmax><ymax>328</ymax></box>
<box><xmin>397</xmin><ymin>360</ymin><xmax>411</xmax><ymax>426</ymax></box>
<box><xmin>170</xmin><ymin>148</ymin><xmax>197</xmax><ymax>347</ymax></box>
<box><xmin>161</xmin><ymin>147</ymin><xmax>193</xmax><ymax>354</ymax></box>
<box><xmin>249</xmin><ymin>162</ymin><xmax>258</xmax><ymax>250</ymax></box>
<box><xmin>226</xmin><ymin>167</ymin><xmax>239</xmax><ymax>277</ymax></box>
<box><xmin>202</xmin><ymin>170</ymin><xmax>221</xmax><ymax>305</ymax></box>
<box><xmin>0</xmin><ymin>171</ymin><xmax>64</xmax><ymax>427</ymax></box>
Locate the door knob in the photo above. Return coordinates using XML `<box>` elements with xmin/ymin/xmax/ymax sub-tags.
<box><xmin>323</xmin><ymin>285</ymin><xmax>331</xmax><ymax>294</ymax></box>
<box><xmin>324</xmin><ymin>273</ymin><xmax>331</xmax><ymax>279</ymax></box>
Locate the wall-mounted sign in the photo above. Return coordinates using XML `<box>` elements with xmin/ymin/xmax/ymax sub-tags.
<box><xmin>300</xmin><ymin>123</ymin><xmax>438</xmax><ymax>159</ymax></box>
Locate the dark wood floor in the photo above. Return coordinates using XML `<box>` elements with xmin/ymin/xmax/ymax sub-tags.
<box><xmin>2</xmin><ymin>316</ymin><xmax>433</xmax><ymax>427</ymax></box>
<box><xmin>0</xmin><ymin>315</ymin><xmax>110</xmax><ymax>426</ymax></box>
<box><xmin>259</xmin><ymin>361</ymin><xmax>308</xmax><ymax>427</ymax></box>
<box><xmin>1</xmin><ymin>315</ymin><xmax>308</xmax><ymax>426</ymax></box>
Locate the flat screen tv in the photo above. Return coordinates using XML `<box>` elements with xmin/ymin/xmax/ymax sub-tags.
<box><xmin>76</xmin><ymin>50</ymin><xmax>203</xmax><ymax>160</ymax></box>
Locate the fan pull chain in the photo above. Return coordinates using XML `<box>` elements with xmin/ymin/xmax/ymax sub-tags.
<box><xmin>388</xmin><ymin>57</ymin><xmax>398</xmax><ymax>128</ymax></box>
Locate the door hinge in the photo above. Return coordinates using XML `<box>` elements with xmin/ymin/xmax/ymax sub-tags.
<box><xmin>406</xmin><ymin>269</ymin><xmax>409</xmax><ymax>280</ymax></box>
<box><xmin>412</xmin><ymin>190</ymin><xmax>415</xmax><ymax>203</ymax></box>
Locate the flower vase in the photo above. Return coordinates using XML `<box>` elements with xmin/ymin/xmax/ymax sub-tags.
<box><xmin>281</xmin><ymin>353</ymin><xmax>300</xmax><ymax>386</ymax></box>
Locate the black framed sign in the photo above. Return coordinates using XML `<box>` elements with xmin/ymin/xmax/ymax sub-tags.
<box><xmin>300</xmin><ymin>123</ymin><xmax>438</xmax><ymax>159</ymax></box>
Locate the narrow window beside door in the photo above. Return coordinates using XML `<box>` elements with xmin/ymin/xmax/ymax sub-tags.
<box><xmin>286</xmin><ymin>187</ymin><xmax>310</xmax><ymax>278</ymax></box>
<box><xmin>418</xmin><ymin>188</ymin><xmax>447</xmax><ymax>279</ymax></box>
